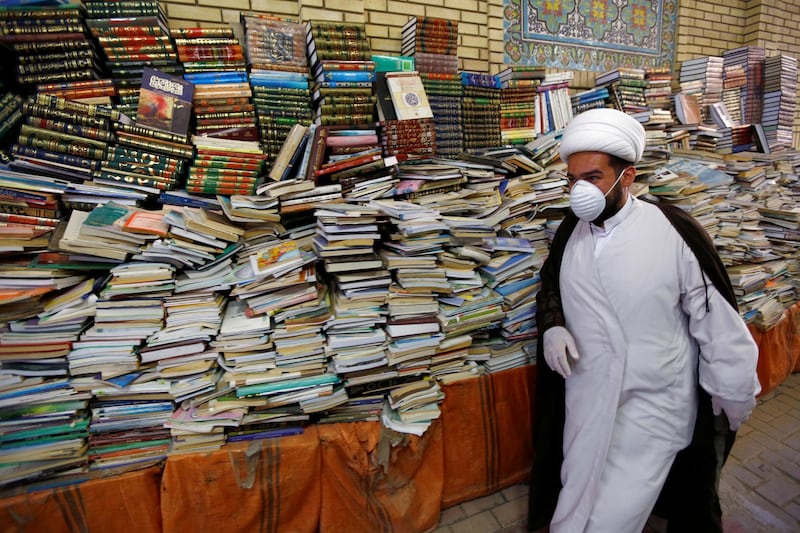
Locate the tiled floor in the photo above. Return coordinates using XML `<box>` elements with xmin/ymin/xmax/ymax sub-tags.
<box><xmin>435</xmin><ymin>372</ymin><xmax>800</xmax><ymax>533</ymax></box>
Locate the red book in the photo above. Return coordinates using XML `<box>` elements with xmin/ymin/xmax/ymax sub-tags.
<box><xmin>315</xmin><ymin>152</ymin><xmax>383</xmax><ymax>178</ymax></box>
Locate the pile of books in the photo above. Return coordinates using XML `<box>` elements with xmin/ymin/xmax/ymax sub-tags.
<box><xmin>498</xmin><ymin>66</ymin><xmax>545</xmax><ymax>145</ymax></box>
<box><xmin>1</xmin><ymin>2</ymin><xmax>102</xmax><ymax>90</ymax></box>
<box><xmin>84</xmin><ymin>0</ymin><xmax>182</xmax><ymax>115</ymax></box>
<box><xmin>762</xmin><ymin>55</ymin><xmax>797</xmax><ymax>151</ymax></box>
<box><xmin>461</xmin><ymin>72</ymin><xmax>501</xmax><ymax>151</ymax></box>
<box><xmin>535</xmin><ymin>72</ymin><xmax>574</xmax><ymax>134</ymax></box>
<box><xmin>597</xmin><ymin>67</ymin><xmax>648</xmax><ymax>114</ymax></box>
<box><xmin>306</xmin><ymin>20</ymin><xmax>375</xmax><ymax>127</ymax></box>
<box><xmin>401</xmin><ymin>16</ymin><xmax>461</xmax><ymax>157</ymax></box>
<box><xmin>723</xmin><ymin>46</ymin><xmax>766</xmax><ymax>125</ymax></box>
<box><xmin>242</xmin><ymin>14</ymin><xmax>313</xmax><ymax>167</ymax></box>
<box><xmin>187</xmin><ymin>136</ymin><xmax>265</xmax><ymax>196</ymax></box>
<box><xmin>678</xmin><ymin>56</ymin><xmax>724</xmax><ymax>125</ymax></box>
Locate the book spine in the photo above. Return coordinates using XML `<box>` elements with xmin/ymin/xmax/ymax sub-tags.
<box><xmin>2</xmin><ymin>24</ymin><xmax>86</xmax><ymax>35</ymax></box>
<box><xmin>114</xmin><ymin>123</ymin><xmax>188</xmax><ymax>145</ymax></box>
<box><xmin>171</xmin><ymin>27</ymin><xmax>234</xmax><ymax>38</ymax></box>
<box><xmin>33</xmin><ymin>93</ymin><xmax>119</xmax><ymax>121</ymax></box>
<box><xmin>104</xmin><ymin>160</ymin><xmax>177</xmax><ymax>178</ymax></box>
<box><xmin>21</xmin><ymin>102</ymin><xmax>110</xmax><ymax>130</ymax></box>
<box><xmin>17</xmin><ymin>70</ymin><xmax>97</xmax><ymax>87</ymax></box>
<box><xmin>115</xmin><ymin>132</ymin><xmax>194</xmax><ymax>160</ymax></box>
<box><xmin>0</xmin><ymin>212</ymin><xmax>59</xmax><ymax>226</ymax></box>
<box><xmin>10</xmin><ymin>144</ymin><xmax>102</xmax><ymax>171</ymax></box>
<box><xmin>320</xmin><ymin>103</ymin><xmax>376</xmax><ymax>115</ymax></box>
<box><xmin>93</xmin><ymin>169</ymin><xmax>171</xmax><ymax>190</ymax></box>
<box><xmin>19</xmin><ymin>49</ymin><xmax>94</xmax><ymax>66</ymax></box>
<box><xmin>25</xmin><ymin>117</ymin><xmax>113</xmax><ymax>144</ymax></box>
<box><xmin>173</xmin><ymin>37</ymin><xmax>239</xmax><ymax>46</ymax></box>
<box><xmin>20</xmin><ymin>123</ymin><xmax>106</xmax><ymax>150</ymax></box>
<box><xmin>11</xmin><ymin>39</ymin><xmax>90</xmax><ymax>54</ymax></box>
<box><xmin>1</xmin><ymin>32</ymin><xmax>86</xmax><ymax>44</ymax></box>
<box><xmin>108</xmin><ymin>146</ymin><xmax>184</xmax><ymax>168</ymax></box>
<box><xmin>195</xmin><ymin>104</ymin><xmax>255</xmax><ymax>115</ymax></box>
<box><xmin>17</xmin><ymin>133</ymin><xmax>106</xmax><ymax>161</ymax></box>
<box><xmin>97</xmin><ymin>35</ymin><xmax>172</xmax><ymax>45</ymax></box>
<box><xmin>0</xmin><ymin>184</ymin><xmax>53</xmax><ymax>204</ymax></box>
<box><xmin>317</xmin><ymin>113</ymin><xmax>374</xmax><ymax>125</ymax></box>
<box><xmin>35</xmin><ymin>78</ymin><xmax>115</xmax><ymax>93</ymax></box>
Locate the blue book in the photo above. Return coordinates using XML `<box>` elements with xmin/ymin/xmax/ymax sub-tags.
<box><xmin>322</xmin><ymin>70</ymin><xmax>375</xmax><ymax>83</ymax></box>
<box><xmin>249</xmin><ymin>77</ymin><xmax>309</xmax><ymax>89</ymax></box>
<box><xmin>495</xmin><ymin>275</ymin><xmax>540</xmax><ymax>296</ymax></box>
<box><xmin>236</xmin><ymin>374</ymin><xmax>340</xmax><ymax>398</ymax></box>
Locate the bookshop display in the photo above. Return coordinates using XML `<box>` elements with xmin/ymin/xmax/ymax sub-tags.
<box><xmin>0</xmin><ymin>2</ymin><xmax>800</xmax><ymax>526</ymax></box>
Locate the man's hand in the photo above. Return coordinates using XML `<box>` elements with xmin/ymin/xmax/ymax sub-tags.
<box><xmin>712</xmin><ymin>395</ymin><xmax>756</xmax><ymax>431</ymax></box>
<box><xmin>543</xmin><ymin>326</ymin><xmax>580</xmax><ymax>378</ymax></box>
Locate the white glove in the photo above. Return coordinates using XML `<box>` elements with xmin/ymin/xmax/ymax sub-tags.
<box><xmin>543</xmin><ymin>326</ymin><xmax>580</xmax><ymax>379</ymax></box>
<box><xmin>712</xmin><ymin>395</ymin><xmax>756</xmax><ymax>431</ymax></box>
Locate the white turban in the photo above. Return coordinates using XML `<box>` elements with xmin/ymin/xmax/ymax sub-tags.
<box><xmin>559</xmin><ymin>108</ymin><xmax>646</xmax><ymax>164</ymax></box>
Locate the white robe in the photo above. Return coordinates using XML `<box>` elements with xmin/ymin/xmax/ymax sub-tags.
<box><xmin>550</xmin><ymin>198</ymin><xmax>760</xmax><ymax>533</ymax></box>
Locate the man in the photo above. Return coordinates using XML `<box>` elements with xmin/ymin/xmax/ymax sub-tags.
<box><xmin>527</xmin><ymin>108</ymin><xmax>761</xmax><ymax>533</ymax></box>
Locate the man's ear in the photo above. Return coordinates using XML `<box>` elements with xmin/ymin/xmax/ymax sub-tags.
<box><xmin>621</xmin><ymin>166</ymin><xmax>637</xmax><ymax>187</ymax></box>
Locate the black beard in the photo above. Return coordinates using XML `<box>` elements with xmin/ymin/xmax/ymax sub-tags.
<box><xmin>593</xmin><ymin>180</ymin><xmax>626</xmax><ymax>225</ymax></box>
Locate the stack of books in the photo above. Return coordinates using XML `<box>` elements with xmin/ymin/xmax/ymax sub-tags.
<box><xmin>480</xmin><ymin>237</ymin><xmax>541</xmax><ymax>343</ymax></box>
<box><xmin>723</xmin><ymin>63</ymin><xmax>746</xmax><ymax>124</ymax></box>
<box><xmin>9</xmin><ymin>94</ymin><xmax>112</xmax><ymax>185</ymax></box>
<box><xmin>83</xmin><ymin>0</ymin><xmax>182</xmax><ymax>116</ymax></box>
<box><xmin>306</xmin><ymin>20</ymin><xmax>375</xmax><ymax>127</ymax></box>
<box><xmin>641</xmin><ymin>66</ymin><xmax>674</xmax><ymax>139</ymax></box>
<box><xmin>761</xmin><ymin>55</ymin><xmax>797</xmax><ymax>151</ymax></box>
<box><xmin>0</xmin><ymin>2</ymin><xmax>102</xmax><ymax>90</ymax></box>
<box><xmin>0</xmin><ymin>376</ymin><xmax>91</xmax><ymax>488</ymax></box>
<box><xmin>376</xmin><ymin>70</ymin><xmax>436</xmax><ymax>158</ymax></box>
<box><xmin>401</xmin><ymin>16</ymin><xmax>458</xmax><ymax>73</ymax></box>
<box><xmin>0</xmin><ymin>278</ymin><xmax>88</xmax><ymax>379</ymax></box>
<box><xmin>98</xmin><ymin>139</ymin><xmax>187</xmax><ymax>203</ymax></box>
<box><xmin>86</xmin><ymin>388</ymin><xmax>173</xmax><ymax>473</ymax></box>
<box><xmin>187</xmin><ymin>135</ymin><xmax>265</xmax><ymax>196</ymax></box>
<box><xmin>460</xmin><ymin>72</ymin><xmax>501</xmax><ymax>151</ymax></box>
<box><xmin>307</xmin><ymin>126</ymin><xmax>382</xmax><ymax>188</ymax></box>
<box><xmin>597</xmin><ymin>67</ymin><xmax>647</xmax><ymax>114</ymax></box>
<box><xmin>401</xmin><ymin>15</ymin><xmax>461</xmax><ymax>156</ymax></box>
<box><xmin>644</xmin><ymin>66</ymin><xmax>673</xmax><ymax>114</ymax></box>
<box><xmin>181</xmin><ymin>32</ymin><xmax>253</xmax><ymax>139</ymax></box>
<box><xmin>723</xmin><ymin>46</ymin><xmax>766</xmax><ymax>125</ymax></box>
<box><xmin>190</xmin><ymin>73</ymin><xmax>258</xmax><ymax>142</ymax></box>
<box><xmin>536</xmin><ymin>72</ymin><xmax>574</xmax><ymax>134</ymax></box>
<box><xmin>570</xmin><ymin>86</ymin><xmax>609</xmax><ymax>115</ymax></box>
<box><xmin>381</xmin><ymin>378</ymin><xmax>443</xmax><ymax>436</ymax></box>
<box><xmin>678</xmin><ymin>56</ymin><xmax>724</xmax><ymax>124</ymax></box>
<box><xmin>35</xmin><ymin>79</ymin><xmax>118</xmax><ymax>107</ymax></box>
<box><xmin>173</xmin><ymin>27</ymin><xmax>247</xmax><ymax>76</ymax></box>
<box><xmin>242</xmin><ymin>14</ymin><xmax>313</xmax><ymax>167</ymax></box>
<box><xmin>498</xmin><ymin>66</ymin><xmax>545</xmax><ymax>145</ymax></box>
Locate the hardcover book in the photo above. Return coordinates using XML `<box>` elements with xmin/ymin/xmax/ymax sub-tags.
<box><xmin>137</xmin><ymin>66</ymin><xmax>194</xmax><ymax>137</ymax></box>
<box><xmin>385</xmin><ymin>72</ymin><xmax>433</xmax><ymax>120</ymax></box>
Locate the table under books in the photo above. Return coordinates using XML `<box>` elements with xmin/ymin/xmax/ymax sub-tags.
<box><xmin>2</xmin><ymin>303</ymin><xmax>799</xmax><ymax>533</ymax></box>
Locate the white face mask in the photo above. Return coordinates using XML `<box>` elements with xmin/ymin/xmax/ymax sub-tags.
<box><xmin>568</xmin><ymin>168</ymin><xmax>626</xmax><ymax>222</ymax></box>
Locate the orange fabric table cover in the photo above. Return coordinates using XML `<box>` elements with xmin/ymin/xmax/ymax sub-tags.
<box><xmin>159</xmin><ymin>426</ymin><xmax>321</xmax><ymax>533</ymax></box>
<box><xmin>0</xmin><ymin>465</ymin><xmax>162</xmax><ymax>533</ymax></box>
<box><xmin>317</xmin><ymin>419</ymin><xmax>444</xmax><ymax>533</ymax></box>
<box><xmin>750</xmin><ymin>302</ymin><xmax>800</xmax><ymax>396</ymax></box>
<box><xmin>440</xmin><ymin>365</ymin><xmax>535</xmax><ymax>508</ymax></box>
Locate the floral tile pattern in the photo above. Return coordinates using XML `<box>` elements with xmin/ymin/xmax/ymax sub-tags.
<box><xmin>503</xmin><ymin>0</ymin><xmax>677</xmax><ymax>72</ymax></box>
